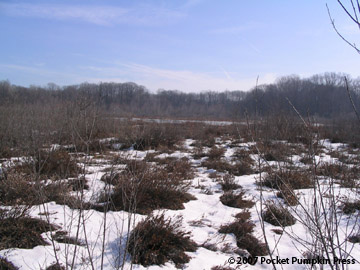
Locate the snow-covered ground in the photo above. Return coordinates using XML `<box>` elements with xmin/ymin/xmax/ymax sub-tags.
<box><xmin>1</xmin><ymin>138</ymin><xmax>360</xmax><ymax>270</ymax></box>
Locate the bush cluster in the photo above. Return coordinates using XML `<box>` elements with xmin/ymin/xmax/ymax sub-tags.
<box><xmin>219</xmin><ymin>210</ymin><xmax>268</xmax><ymax>257</ymax></box>
<box><xmin>262</xmin><ymin>202</ymin><xmax>296</xmax><ymax>227</ymax></box>
<box><xmin>220</xmin><ymin>191</ymin><xmax>255</xmax><ymax>209</ymax></box>
<box><xmin>127</xmin><ymin>213</ymin><xmax>197</xmax><ymax>267</ymax></box>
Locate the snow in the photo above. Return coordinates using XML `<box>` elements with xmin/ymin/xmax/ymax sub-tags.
<box><xmin>1</xmin><ymin>138</ymin><xmax>360</xmax><ymax>269</ymax></box>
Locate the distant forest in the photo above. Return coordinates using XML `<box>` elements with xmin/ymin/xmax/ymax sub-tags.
<box><xmin>1</xmin><ymin>72</ymin><xmax>360</xmax><ymax>120</ymax></box>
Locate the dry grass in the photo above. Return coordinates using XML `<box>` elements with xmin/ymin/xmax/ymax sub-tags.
<box><xmin>220</xmin><ymin>191</ymin><xmax>255</xmax><ymax>209</ymax></box>
<box><xmin>276</xmin><ymin>185</ymin><xmax>299</xmax><ymax>206</ymax></box>
<box><xmin>260</xmin><ymin>167</ymin><xmax>313</xmax><ymax>190</ymax></box>
<box><xmin>15</xmin><ymin>149</ymin><xmax>80</xmax><ymax>180</ymax></box>
<box><xmin>218</xmin><ymin>174</ymin><xmax>240</xmax><ymax>191</ymax></box>
<box><xmin>0</xmin><ymin>258</ymin><xmax>18</xmax><ymax>270</ymax></box>
<box><xmin>219</xmin><ymin>210</ymin><xmax>268</xmax><ymax>257</ymax></box>
<box><xmin>263</xmin><ymin>202</ymin><xmax>296</xmax><ymax>227</ymax></box>
<box><xmin>98</xmin><ymin>161</ymin><xmax>195</xmax><ymax>214</ymax></box>
<box><xmin>0</xmin><ymin>209</ymin><xmax>58</xmax><ymax>250</ymax></box>
<box><xmin>127</xmin><ymin>213</ymin><xmax>197</xmax><ymax>267</ymax></box>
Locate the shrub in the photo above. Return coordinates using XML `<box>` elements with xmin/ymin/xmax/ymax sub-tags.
<box><xmin>164</xmin><ymin>157</ymin><xmax>194</xmax><ymax>181</ymax></box>
<box><xmin>276</xmin><ymin>185</ymin><xmax>299</xmax><ymax>206</ymax></box>
<box><xmin>220</xmin><ymin>191</ymin><xmax>255</xmax><ymax>209</ymax></box>
<box><xmin>0</xmin><ymin>171</ymin><xmax>74</xmax><ymax>207</ymax></box>
<box><xmin>0</xmin><ymin>209</ymin><xmax>58</xmax><ymax>249</ymax></box>
<box><xmin>263</xmin><ymin>203</ymin><xmax>296</xmax><ymax>227</ymax></box>
<box><xmin>67</xmin><ymin>176</ymin><xmax>89</xmax><ymax>191</ymax></box>
<box><xmin>52</xmin><ymin>231</ymin><xmax>84</xmax><ymax>246</ymax></box>
<box><xmin>0</xmin><ymin>258</ymin><xmax>18</xmax><ymax>270</ymax></box>
<box><xmin>342</xmin><ymin>200</ymin><xmax>360</xmax><ymax>214</ymax></box>
<box><xmin>127</xmin><ymin>213</ymin><xmax>197</xmax><ymax>267</ymax></box>
<box><xmin>348</xmin><ymin>234</ymin><xmax>360</xmax><ymax>243</ymax></box>
<box><xmin>45</xmin><ymin>263</ymin><xmax>65</xmax><ymax>270</ymax></box>
<box><xmin>17</xmin><ymin>150</ymin><xmax>80</xmax><ymax>179</ymax></box>
<box><xmin>219</xmin><ymin>210</ymin><xmax>268</xmax><ymax>257</ymax></box>
<box><xmin>232</xmin><ymin>148</ymin><xmax>254</xmax><ymax>166</ymax></box>
<box><xmin>318</xmin><ymin>163</ymin><xmax>360</xmax><ymax>188</ymax></box>
<box><xmin>207</xmin><ymin>146</ymin><xmax>225</xmax><ymax>160</ymax></box>
<box><xmin>260</xmin><ymin>168</ymin><xmax>312</xmax><ymax>190</ymax></box>
<box><xmin>202</xmin><ymin>159</ymin><xmax>253</xmax><ymax>176</ymax></box>
<box><xmin>219</xmin><ymin>174</ymin><xmax>240</xmax><ymax>191</ymax></box>
<box><xmin>0</xmin><ymin>172</ymin><xmax>37</xmax><ymax>205</ymax></box>
<box><xmin>99</xmin><ymin>162</ymin><xmax>195</xmax><ymax>214</ymax></box>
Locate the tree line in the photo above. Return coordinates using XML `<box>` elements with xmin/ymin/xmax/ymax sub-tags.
<box><xmin>1</xmin><ymin>72</ymin><xmax>359</xmax><ymax>120</ymax></box>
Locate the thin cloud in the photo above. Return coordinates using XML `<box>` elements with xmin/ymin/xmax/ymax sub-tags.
<box><xmin>0</xmin><ymin>3</ymin><xmax>185</xmax><ymax>26</ymax></box>
<box><xmin>81</xmin><ymin>63</ymin><xmax>277</xmax><ymax>92</ymax></box>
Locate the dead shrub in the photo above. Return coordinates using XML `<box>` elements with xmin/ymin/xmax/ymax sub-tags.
<box><xmin>251</xmin><ymin>141</ymin><xmax>292</xmax><ymax>162</ymax></box>
<box><xmin>276</xmin><ymin>185</ymin><xmax>299</xmax><ymax>206</ymax></box>
<box><xmin>342</xmin><ymin>200</ymin><xmax>360</xmax><ymax>214</ymax></box>
<box><xmin>164</xmin><ymin>157</ymin><xmax>194</xmax><ymax>181</ymax></box>
<box><xmin>202</xmin><ymin>159</ymin><xmax>253</xmax><ymax>176</ymax></box>
<box><xmin>52</xmin><ymin>231</ymin><xmax>84</xmax><ymax>246</ymax></box>
<box><xmin>45</xmin><ymin>263</ymin><xmax>65</xmax><ymax>270</ymax></box>
<box><xmin>99</xmin><ymin>163</ymin><xmax>195</xmax><ymax>214</ymax></box>
<box><xmin>127</xmin><ymin>123</ymin><xmax>181</xmax><ymax>151</ymax></box>
<box><xmin>219</xmin><ymin>174</ymin><xmax>240</xmax><ymax>191</ymax></box>
<box><xmin>220</xmin><ymin>191</ymin><xmax>254</xmax><ymax>209</ymax></box>
<box><xmin>207</xmin><ymin>146</ymin><xmax>225</xmax><ymax>160</ymax></box>
<box><xmin>17</xmin><ymin>150</ymin><xmax>80</xmax><ymax>179</ymax></box>
<box><xmin>263</xmin><ymin>203</ymin><xmax>296</xmax><ymax>227</ymax></box>
<box><xmin>348</xmin><ymin>234</ymin><xmax>360</xmax><ymax>243</ymax></box>
<box><xmin>0</xmin><ymin>172</ymin><xmax>38</xmax><ymax>205</ymax></box>
<box><xmin>0</xmin><ymin>258</ymin><xmax>18</xmax><ymax>270</ymax></box>
<box><xmin>67</xmin><ymin>176</ymin><xmax>89</xmax><ymax>191</ymax></box>
<box><xmin>0</xmin><ymin>210</ymin><xmax>58</xmax><ymax>249</ymax></box>
<box><xmin>192</xmin><ymin>145</ymin><xmax>207</xmax><ymax>159</ymax></box>
<box><xmin>318</xmin><ymin>163</ymin><xmax>360</xmax><ymax>188</ymax></box>
<box><xmin>260</xmin><ymin>168</ymin><xmax>312</xmax><ymax>190</ymax></box>
<box><xmin>127</xmin><ymin>213</ymin><xmax>197</xmax><ymax>267</ymax></box>
<box><xmin>232</xmin><ymin>148</ymin><xmax>254</xmax><ymax>165</ymax></box>
<box><xmin>219</xmin><ymin>210</ymin><xmax>268</xmax><ymax>257</ymax></box>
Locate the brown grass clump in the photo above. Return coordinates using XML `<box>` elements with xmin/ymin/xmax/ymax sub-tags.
<box><xmin>219</xmin><ymin>174</ymin><xmax>240</xmax><ymax>191</ymax></box>
<box><xmin>127</xmin><ymin>213</ymin><xmax>197</xmax><ymax>267</ymax></box>
<box><xmin>0</xmin><ymin>209</ymin><xmax>58</xmax><ymax>249</ymax></box>
<box><xmin>99</xmin><ymin>162</ymin><xmax>195</xmax><ymax>214</ymax></box>
<box><xmin>260</xmin><ymin>168</ymin><xmax>312</xmax><ymax>190</ymax></box>
<box><xmin>0</xmin><ymin>258</ymin><xmax>18</xmax><ymax>270</ymax></box>
<box><xmin>317</xmin><ymin>163</ymin><xmax>360</xmax><ymax>188</ymax></box>
<box><xmin>202</xmin><ymin>159</ymin><xmax>253</xmax><ymax>176</ymax></box>
<box><xmin>52</xmin><ymin>231</ymin><xmax>84</xmax><ymax>246</ymax></box>
<box><xmin>164</xmin><ymin>157</ymin><xmax>194</xmax><ymax>181</ymax></box>
<box><xmin>16</xmin><ymin>150</ymin><xmax>80</xmax><ymax>179</ymax></box>
<box><xmin>276</xmin><ymin>185</ymin><xmax>299</xmax><ymax>206</ymax></box>
<box><xmin>263</xmin><ymin>202</ymin><xmax>296</xmax><ymax>227</ymax></box>
<box><xmin>0</xmin><ymin>171</ymin><xmax>77</xmax><ymax>207</ymax></box>
<box><xmin>232</xmin><ymin>148</ymin><xmax>254</xmax><ymax>166</ymax></box>
<box><xmin>207</xmin><ymin>146</ymin><xmax>225</xmax><ymax>160</ymax></box>
<box><xmin>251</xmin><ymin>141</ymin><xmax>293</xmax><ymax>162</ymax></box>
<box><xmin>219</xmin><ymin>210</ymin><xmax>268</xmax><ymax>257</ymax></box>
<box><xmin>0</xmin><ymin>172</ymin><xmax>38</xmax><ymax>205</ymax></box>
<box><xmin>348</xmin><ymin>234</ymin><xmax>360</xmax><ymax>243</ymax></box>
<box><xmin>220</xmin><ymin>191</ymin><xmax>254</xmax><ymax>209</ymax></box>
<box><xmin>45</xmin><ymin>263</ymin><xmax>65</xmax><ymax>270</ymax></box>
<box><xmin>342</xmin><ymin>200</ymin><xmax>360</xmax><ymax>214</ymax></box>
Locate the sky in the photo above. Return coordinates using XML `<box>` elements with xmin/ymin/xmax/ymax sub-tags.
<box><xmin>0</xmin><ymin>0</ymin><xmax>359</xmax><ymax>92</ymax></box>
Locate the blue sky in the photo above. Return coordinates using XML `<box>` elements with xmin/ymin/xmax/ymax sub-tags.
<box><xmin>0</xmin><ymin>0</ymin><xmax>359</xmax><ymax>92</ymax></box>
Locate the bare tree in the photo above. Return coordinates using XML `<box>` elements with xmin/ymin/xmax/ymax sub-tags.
<box><xmin>327</xmin><ymin>0</ymin><xmax>360</xmax><ymax>54</ymax></box>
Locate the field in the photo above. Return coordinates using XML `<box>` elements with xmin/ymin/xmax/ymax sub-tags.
<box><xmin>1</xmin><ymin>119</ymin><xmax>359</xmax><ymax>270</ymax></box>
